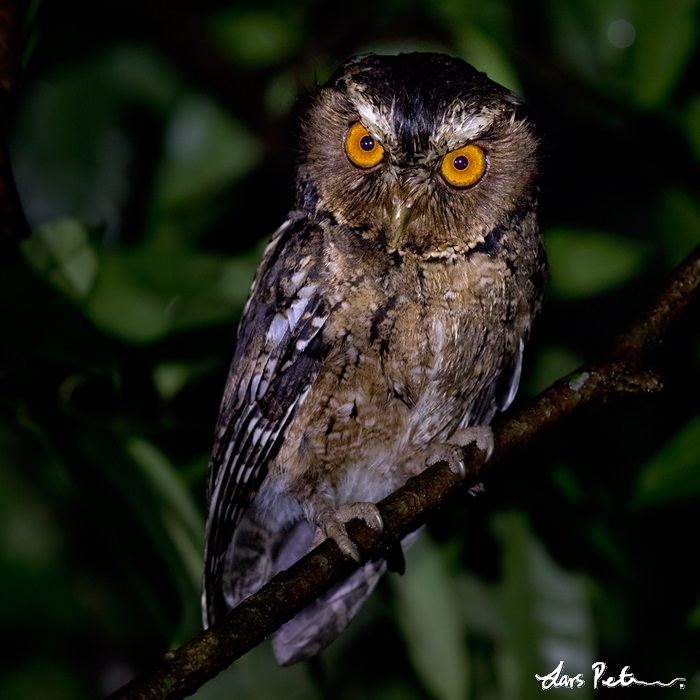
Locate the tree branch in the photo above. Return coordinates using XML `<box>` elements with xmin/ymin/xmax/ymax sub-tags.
<box><xmin>107</xmin><ymin>242</ymin><xmax>700</xmax><ymax>700</ymax></box>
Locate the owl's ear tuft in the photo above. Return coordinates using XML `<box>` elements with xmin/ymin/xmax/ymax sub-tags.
<box><xmin>504</xmin><ymin>95</ymin><xmax>535</xmax><ymax>131</ymax></box>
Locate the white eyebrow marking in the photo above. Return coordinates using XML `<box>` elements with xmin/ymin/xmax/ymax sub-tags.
<box><xmin>431</xmin><ymin>107</ymin><xmax>495</xmax><ymax>151</ymax></box>
<box><xmin>347</xmin><ymin>84</ymin><xmax>501</xmax><ymax>157</ymax></box>
<box><xmin>346</xmin><ymin>84</ymin><xmax>395</xmax><ymax>145</ymax></box>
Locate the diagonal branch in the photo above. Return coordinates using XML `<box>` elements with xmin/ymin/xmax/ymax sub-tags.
<box><xmin>107</xmin><ymin>242</ymin><xmax>700</xmax><ymax>700</ymax></box>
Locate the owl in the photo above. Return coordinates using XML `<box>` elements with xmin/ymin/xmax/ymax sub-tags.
<box><xmin>202</xmin><ymin>52</ymin><xmax>547</xmax><ymax>665</ymax></box>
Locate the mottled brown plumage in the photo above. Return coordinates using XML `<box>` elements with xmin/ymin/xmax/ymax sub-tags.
<box><xmin>202</xmin><ymin>52</ymin><xmax>547</xmax><ymax>665</ymax></box>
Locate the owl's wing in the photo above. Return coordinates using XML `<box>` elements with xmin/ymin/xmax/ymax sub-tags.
<box><xmin>202</xmin><ymin>216</ymin><xmax>330</xmax><ymax>626</ymax></box>
<box><xmin>494</xmin><ymin>337</ymin><xmax>524</xmax><ymax>412</ymax></box>
<box><xmin>468</xmin><ymin>337</ymin><xmax>525</xmax><ymax>427</ymax></box>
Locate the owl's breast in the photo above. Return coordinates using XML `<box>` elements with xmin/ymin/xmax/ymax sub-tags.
<box><xmin>377</xmin><ymin>253</ymin><xmax>522</xmax><ymax>444</ymax></box>
<box><xmin>272</xmin><ymin>247</ymin><xmax>530</xmax><ymax>505</ymax></box>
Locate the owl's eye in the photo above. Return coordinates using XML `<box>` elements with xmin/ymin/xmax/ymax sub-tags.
<box><xmin>440</xmin><ymin>144</ymin><xmax>487</xmax><ymax>188</ymax></box>
<box><xmin>345</xmin><ymin>122</ymin><xmax>384</xmax><ymax>168</ymax></box>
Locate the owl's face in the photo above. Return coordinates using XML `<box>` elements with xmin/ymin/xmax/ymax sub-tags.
<box><xmin>296</xmin><ymin>53</ymin><xmax>539</xmax><ymax>258</ymax></box>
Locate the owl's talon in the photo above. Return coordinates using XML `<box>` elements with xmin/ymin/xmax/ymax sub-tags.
<box><xmin>336</xmin><ymin>502</ymin><xmax>384</xmax><ymax>533</ymax></box>
<box><xmin>417</xmin><ymin>425</ymin><xmax>494</xmax><ymax>481</ymax></box>
<box><xmin>450</xmin><ymin>426</ymin><xmax>495</xmax><ymax>462</ymax></box>
<box><xmin>452</xmin><ymin>457</ymin><xmax>466</xmax><ymax>479</ymax></box>
<box><xmin>313</xmin><ymin>502</ymin><xmax>383</xmax><ymax>562</ymax></box>
<box><xmin>424</xmin><ymin>443</ymin><xmax>468</xmax><ymax>478</ymax></box>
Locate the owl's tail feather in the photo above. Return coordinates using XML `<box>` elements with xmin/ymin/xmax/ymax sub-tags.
<box><xmin>221</xmin><ymin>509</ymin><xmax>416</xmax><ymax>665</ymax></box>
<box><xmin>272</xmin><ymin>559</ymin><xmax>387</xmax><ymax>665</ymax></box>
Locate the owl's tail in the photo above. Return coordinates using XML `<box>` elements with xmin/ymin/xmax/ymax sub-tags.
<box><xmin>272</xmin><ymin>559</ymin><xmax>387</xmax><ymax>665</ymax></box>
<box><xmin>271</xmin><ymin>527</ymin><xmax>423</xmax><ymax>665</ymax></box>
<box><xmin>215</xmin><ymin>506</ymin><xmax>417</xmax><ymax>665</ymax></box>
<box><xmin>217</xmin><ymin>507</ymin><xmax>388</xmax><ymax>665</ymax></box>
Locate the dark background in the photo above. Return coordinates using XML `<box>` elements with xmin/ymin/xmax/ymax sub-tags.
<box><xmin>1</xmin><ymin>1</ymin><xmax>699</xmax><ymax>698</ymax></box>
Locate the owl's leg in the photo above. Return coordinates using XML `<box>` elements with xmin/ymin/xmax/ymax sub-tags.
<box><xmin>304</xmin><ymin>428</ymin><xmax>492</xmax><ymax>562</ymax></box>
<box><xmin>309</xmin><ymin>501</ymin><xmax>384</xmax><ymax>562</ymax></box>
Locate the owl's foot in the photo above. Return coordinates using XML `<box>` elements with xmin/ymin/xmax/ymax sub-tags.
<box><xmin>312</xmin><ymin>502</ymin><xmax>384</xmax><ymax>562</ymax></box>
<box><xmin>442</xmin><ymin>426</ymin><xmax>493</xmax><ymax>497</ymax></box>
<box><xmin>416</xmin><ymin>425</ymin><xmax>494</xmax><ymax>479</ymax></box>
<box><xmin>449</xmin><ymin>425</ymin><xmax>495</xmax><ymax>464</ymax></box>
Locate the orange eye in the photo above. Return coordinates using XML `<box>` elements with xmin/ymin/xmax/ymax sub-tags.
<box><xmin>440</xmin><ymin>144</ymin><xmax>487</xmax><ymax>187</ymax></box>
<box><xmin>345</xmin><ymin>122</ymin><xmax>384</xmax><ymax>168</ymax></box>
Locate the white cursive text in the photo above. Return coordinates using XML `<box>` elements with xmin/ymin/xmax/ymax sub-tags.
<box><xmin>535</xmin><ymin>660</ymin><xmax>686</xmax><ymax>690</ymax></box>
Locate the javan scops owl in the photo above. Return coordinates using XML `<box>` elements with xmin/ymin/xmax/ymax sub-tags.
<box><xmin>202</xmin><ymin>52</ymin><xmax>547</xmax><ymax>665</ymax></box>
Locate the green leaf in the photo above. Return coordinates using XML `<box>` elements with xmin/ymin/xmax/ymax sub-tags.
<box><xmin>455</xmin><ymin>571</ymin><xmax>506</xmax><ymax>639</ymax></box>
<box><xmin>0</xmin><ymin>260</ymin><xmax>116</xmax><ymax>370</ymax></box>
<box><xmin>0</xmin><ymin>657</ymin><xmax>89</xmax><ymax>700</ymax></box>
<box><xmin>454</xmin><ymin>28</ymin><xmax>522</xmax><ymax>94</ymax></box>
<box><xmin>152</xmin><ymin>360</ymin><xmax>218</xmax><ymax>401</ymax></box>
<box><xmin>493</xmin><ymin>511</ymin><xmax>595</xmax><ymax>700</ymax></box>
<box><xmin>526</xmin><ymin>345</ymin><xmax>584</xmax><ymax>395</ymax></box>
<box><xmin>0</xmin><ymin>424</ymin><xmax>76</xmax><ymax>631</ymax></box>
<box><xmin>545</xmin><ymin>228</ymin><xmax>648</xmax><ymax>299</ymax></box>
<box><xmin>658</xmin><ymin>189</ymin><xmax>700</xmax><ymax>268</ymax></box>
<box><xmin>210</xmin><ymin>10</ymin><xmax>300</xmax><ymax>68</ymax></box>
<box><xmin>392</xmin><ymin>535</ymin><xmax>470</xmax><ymax>700</ymax></box>
<box><xmin>689</xmin><ymin>596</ymin><xmax>700</xmax><ymax>628</ymax></box>
<box><xmin>40</xmin><ymin>423</ymin><xmax>203</xmax><ymax>639</ymax></box>
<box><xmin>85</xmin><ymin>252</ymin><xmax>172</xmax><ymax>343</ymax></box>
<box><xmin>84</xmin><ymin>242</ymin><xmax>256</xmax><ymax>344</ymax></box>
<box><xmin>632</xmin><ymin>413</ymin><xmax>700</xmax><ymax>508</ymax></box>
<box><xmin>542</xmin><ymin>0</ymin><xmax>605</xmax><ymax>81</ymax></box>
<box><xmin>628</xmin><ymin>0</ymin><xmax>700</xmax><ymax>108</ymax></box>
<box><xmin>540</xmin><ymin>0</ymin><xmax>699</xmax><ymax>107</ymax></box>
<box><xmin>190</xmin><ymin>643</ymin><xmax>321</xmax><ymax>700</ymax></box>
<box><xmin>126</xmin><ymin>438</ymin><xmax>204</xmax><ymax>588</ymax></box>
<box><xmin>155</xmin><ymin>95</ymin><xmax>261</xmax><ymax>210</ymax></box>
<box><xmin>12</xmin><ymin>45</ymin><xmax>179</xmax><ymax>230</ymax></box>
<box><xmin>21</xmin><ymin>218</ymin><xmax>99</xmax><ymax>300</ymax></box>
<box><xmin>550</xmin><ymin>464</ymin><xmax>586</xmax><ymax>503</ymax></box>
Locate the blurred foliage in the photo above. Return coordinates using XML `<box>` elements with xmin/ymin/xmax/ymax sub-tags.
<box><xmin>1</xmin><ymin>0</ymin><xmax>699</xmax><ymax>698</ymax></box>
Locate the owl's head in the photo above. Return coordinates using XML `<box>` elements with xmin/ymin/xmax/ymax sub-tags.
<box><xmin>296</xmin><ymin>53</ymin><xmax>539</xmax><ymax>258</ymax></box>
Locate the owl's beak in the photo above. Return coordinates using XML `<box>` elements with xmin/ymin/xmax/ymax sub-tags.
<box><xmin>388</xmin><ymin>193</ymin><xmax>417</xmax><ymax>250</ymax></box>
